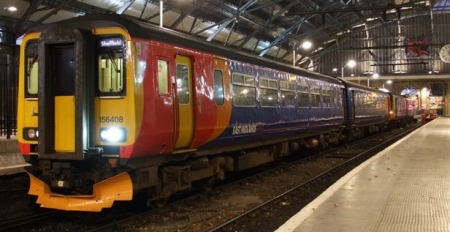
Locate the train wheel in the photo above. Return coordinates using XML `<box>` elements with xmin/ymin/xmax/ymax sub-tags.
<box><xmin>198</xmin><ymin>177</ymin><xmax>215</xmax><ymax>191</ymax></box>
<box><xmin>150</xmin><ymin>198</ymin><xmax>168</xmax><ymax>208</ymax></box>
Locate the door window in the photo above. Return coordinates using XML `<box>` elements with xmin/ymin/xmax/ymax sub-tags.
<box><xmin>176</xmin><ymin>64</ymin><xmax>190</xmax><ymax>104</ymax></box>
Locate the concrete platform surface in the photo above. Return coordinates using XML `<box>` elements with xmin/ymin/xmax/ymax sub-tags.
<box><xmin>276</xmin><ymin>117</ymin><xmax>450</xmax><ymax>232</ymax></box>
<box><xmin>0</xmin><ymin>136</ymin><xmax>28</xmax><ymax>175</ymax></box>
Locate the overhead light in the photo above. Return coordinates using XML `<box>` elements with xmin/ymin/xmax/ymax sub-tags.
<box><xmin>346</xmin><ymin>60</ymin><xmax>356</xmax><ymax>68</ymax></box>
<box><xmin>7</xmin><ymin>6</ymin><xmax>17</xmax><ymax>12</ymax></box>
<box><xmin>301</xmin><ymin>41</ymin><xmax>312</xmax><ymax>50</ymax></box>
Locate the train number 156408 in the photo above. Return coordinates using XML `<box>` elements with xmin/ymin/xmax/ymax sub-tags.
<box><xmin>99</xmin><ymin>116</ymin><xmax>124</xmax><ymax>123</ymax></box>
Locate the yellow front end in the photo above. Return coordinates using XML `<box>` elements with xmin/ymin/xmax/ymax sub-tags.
<box><xmin>17</xmin><ymin>33</ymin><xmax>40</xmax><ymax>152</ymax></box>
<box><xmin>18</xmin><ymin>26</ymin><xmax>140</xmax><ymax>211</ymax></box>
<box><xmin>27</xmin><ymin>172</ymin><xmax>133</xmax><ymax>212</ymax></box>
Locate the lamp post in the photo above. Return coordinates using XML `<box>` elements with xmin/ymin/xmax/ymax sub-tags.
<box><xmin>367</xmin><ymin>73</ymin><xmax>379</xmax><ymax>87</ymax></box>
<box><xmin>160</xmin><ymin>0</ymin><xmax>164</xmax><ymax>27</ymax></box>
<box><xmin>381</xmin><ymin>80</ymin><xmax>392</xmax><ymax>91</ymax></box>
<box><xmin>341</xmin><ymin>60</ymin><xmax>356</xmax><ymax>79</ymax></box>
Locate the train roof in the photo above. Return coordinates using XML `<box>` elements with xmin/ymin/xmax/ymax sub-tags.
<box><xmin>27</xmin><ymin>14</ymin><xmax>343</xmax><ymax>85</ymax></box>
<box><xmin>343</xmin><ymin>80</ymin><xmax>390</xmax><ymax>95</ymax></box>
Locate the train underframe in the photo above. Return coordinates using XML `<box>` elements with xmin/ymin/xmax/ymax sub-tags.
<box><xmin>26</xmin><ymin>122</ymin><xmax>395</xmax><ymax>211</ymax></box>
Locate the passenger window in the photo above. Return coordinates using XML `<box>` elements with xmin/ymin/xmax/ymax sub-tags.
<box><xmin>25</xmin><ymin>40</ymin><xmax>38</xmax><ymax>96</ymax></box>
<box><xmin>232</xmin><ymin>73</ymin><xmax>245</xmax><ymax>84</ymax></box>
<box><xmin>334</xmin><ymin>87</ymin><xmax>344</xmax><ymax>108</ymax></box>
<box><xmin>260</xmin><ymin>78</ymin><xmax>278</xmax><ymax>107</ymax></box>
<box><xmin>330</xmin><ymin>88</ymin><xmax>336</xmax><ymax>108</ymax></box>
<box><xmin>280</xmin><ymin>81</ymin><xmax>296</xmax><ymax>108</ymax></box>
<box><xmin>297</xmin><ymin>84</ymin><xmax>309</xmax><ymax>108</ymax></box>
<box><xmin>232</xmin><ymin>73</ymin><xmax>256</xmax><ymax>107</ymax></box>
<box><xmin>310</xmin><ymin>86</ymin><xmax>321</xmax><ymax>107</ymax></box>
<box><xmin>176</xmin><ymin>64</ymin><xmax>189</xmax><ymax>104</ymax></box>
<box><xmin>214</xmin><ymin>70</ymin><xmax>224</xmax><ymax>106</ymax></box>
<box><xmin>322</xmin><ymin>87</ymin><xmax>331</xmax><ymax>108</ymax></box>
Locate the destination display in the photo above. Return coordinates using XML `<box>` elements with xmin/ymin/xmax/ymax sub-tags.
<box><xmin>98</xmin><ymin>37</ymin><xmax>123</xmax><ymax>48</ymax></box>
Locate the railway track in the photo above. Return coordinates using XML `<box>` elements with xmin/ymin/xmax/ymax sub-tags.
<box><xmin>3</xmin><ymin>123</ymin><xmax>421</xmax><ymax>231</ymax></box>
<box><xmin>0</xmin><ymin>210</ymin><xmax>59</xmax><ymax>232</ymax></box>
<box><xmin>207</xmin><ymin>124</ymin><xmax>421</xmax><ymax>231</ymax></box>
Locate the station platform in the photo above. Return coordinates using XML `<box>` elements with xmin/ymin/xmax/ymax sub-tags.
<box><xmin>0</xmin><ymin>136</ymin><xmax>29</xmax><ymax>175</ymax></box>
<box><xmin>276</xmin><ymin>116</ymin><xmax>450</xmax><ymax>232</ymax></box>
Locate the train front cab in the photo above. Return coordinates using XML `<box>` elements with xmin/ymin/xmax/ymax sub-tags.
<box><xmin>388</xmin><ymin>94</ymin><xmax>410</xmax><ymax>128</ymax></box>
<box><xmin>18</xmin><ymin>26</ymin><xmax>136</xmax><ymax>211</ymax></box>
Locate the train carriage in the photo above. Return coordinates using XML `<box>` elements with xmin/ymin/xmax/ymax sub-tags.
<box><xmin>343</xmin><ymin>82</ymin><xmax>390</xmax><ymax>139</ymax></box>
<box><xmin>388</xmin><ymin>93</ymin><xmax>416</xmax><ymax>127</ymax></box>
<box><xmin>18</xmin><ymin>14</ymin><xmax>400</xmax><ymax>212</ymax></box>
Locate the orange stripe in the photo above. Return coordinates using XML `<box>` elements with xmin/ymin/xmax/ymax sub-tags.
<box><xmin>207</xmin><ymin>57</ymin><xmax>232</xmax><ymax>142</ymax></box>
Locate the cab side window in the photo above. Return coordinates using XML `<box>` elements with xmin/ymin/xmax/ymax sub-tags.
<box><xmin>25</xmin><ymin>40</ymin><xmax>38</xmax><ymax>97</ymax></box>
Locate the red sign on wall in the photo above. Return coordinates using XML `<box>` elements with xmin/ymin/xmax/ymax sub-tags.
<box><xmin>405</xmin><ymin>37</ymin><xmax>430</xmax><ymax>58</ymax></box>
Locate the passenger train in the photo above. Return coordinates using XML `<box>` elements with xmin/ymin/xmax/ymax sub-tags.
<box><xmin>17</xmin><ymin>14</ymin><xmax>414</xmax><ymax>212</ymax></box>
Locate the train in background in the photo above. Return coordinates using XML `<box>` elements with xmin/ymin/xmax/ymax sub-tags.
<box><xmin>17</xmin><ymin>14</ymin><xmax>415</xmax><ymax>212</ymax></box>
<box><xmin>388</xmin><ymin>93</ymin><xmax>416</xmax><ymax>128</ymax></box>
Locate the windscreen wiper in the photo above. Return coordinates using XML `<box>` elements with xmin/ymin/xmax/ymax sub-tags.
<box><xmin>26</xmin><ymin>54</ymin><xmax>38</xmax><ymax>78</ymax></box>
<box><xmin>107</xmin><ymin>49</ymin><xmax>120</xmax><ymax>73</ymax></box>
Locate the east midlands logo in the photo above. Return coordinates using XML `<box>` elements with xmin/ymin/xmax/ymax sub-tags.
<box><xmin>232</xmin><ymin>123</ymin><xmax>258</xmax><ymax>135</ymax></box>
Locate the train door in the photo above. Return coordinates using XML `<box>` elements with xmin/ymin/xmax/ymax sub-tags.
<box><xmin>53</xmin><ymin>45</ymin><xmax>76</xmax><ymax>152</ymax></box>
<box><xmin>345</xmin><ymin>89</ymin><xmax>356</xmax><ymax>125</ymax></box>
<box><xmin>351</xmin><ymin>90</ymin><xmax>357</xmax><ymax>123</ymax></box>
<box><xmin>38</xmin><ymin>28</ymin><xmax>94</xmax><ymax>158</ymax></box>
<box><xmin>175</xmin><ymin>55</ymin><xmax>194</xmax><ymax>148</ymax></box>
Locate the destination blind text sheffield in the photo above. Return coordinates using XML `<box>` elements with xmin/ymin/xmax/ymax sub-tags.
<box><xmin>99</xmin><ymin>38</ymin><xmax>123</xmax><ymax>47</ymax></box>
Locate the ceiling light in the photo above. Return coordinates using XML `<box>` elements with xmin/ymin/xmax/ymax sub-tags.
<box><xmin>7</xmin><ymin>6</ymin><xmax>17</xmax><ymax>12</ymax></box>
<box><xmin>301</xmin><ymin>41</ymin><xmax>312</xmax><ymax>50</ymax></box>
<box><xmin>346</xmin><ymin>60</ymin><xmax>356</xmax><ymax>68</ymax></box>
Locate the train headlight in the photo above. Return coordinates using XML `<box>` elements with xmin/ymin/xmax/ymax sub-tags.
<box><xmin>28</xmin><ymin>129</ymin><xmax>36</xmax><ymax>139</ymax></box>
<box><xmin>23</xmin><ymin>127</ymin><xmax>39</xmax><ymax>141</ymax></box>
<box><xmin>100</xmin><ymin>127</ymin><xmax>126</xmax><ymax>143</ymax></box>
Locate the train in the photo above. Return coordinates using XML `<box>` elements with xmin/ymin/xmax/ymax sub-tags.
<box><xmin>17</xmin><ymin>14</ymin><xmax>415</xmax><ymax>212</ymax></box>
